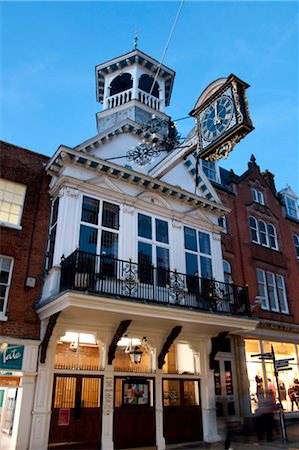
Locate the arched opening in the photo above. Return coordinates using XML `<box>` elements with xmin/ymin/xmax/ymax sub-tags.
<box><xmin>138</xmin><ymin>74</ymin><xmax>159</xmax><ymax>98</ymax></box>
<box><xmin>110</xmin><ymin>73</ymin><xmax>133</xmax><ymax>96</ymax></box>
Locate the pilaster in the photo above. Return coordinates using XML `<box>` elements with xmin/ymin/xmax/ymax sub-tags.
<box><xmin>101</xmin><ymin>365</ymin><xmax>115</xmax><ymax>450</ymax></box>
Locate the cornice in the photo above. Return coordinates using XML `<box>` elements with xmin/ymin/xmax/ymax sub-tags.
<box><xmin>46</xmin><ymin>148</ymin><xmax>230</xmax><ymax>215</ymax></box>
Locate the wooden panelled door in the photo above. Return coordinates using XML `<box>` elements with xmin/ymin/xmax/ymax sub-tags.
<box><xmin>163</xmin><ymin>379</ymin><xmax>203</xmax><ymax>444</ymax></box>
<box><xmin>113</xmin><ymin>377</ymin><xmax>156</xmax><ymax>449</ymax></box>
<box><xmin>48</xmin><ymin>375</ymin><xmax>102</xmax><ymax>450</ymax></box>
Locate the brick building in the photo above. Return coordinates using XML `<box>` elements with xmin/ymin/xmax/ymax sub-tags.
<box><xmin>204</xmin><ymin>155</ymin><xmax>299</xmax><ymax>418</ymax></box>
<box><xmin>0</xmin><ymin>141</ymin><xmax>50</xmax><ymax>450</ymax></box>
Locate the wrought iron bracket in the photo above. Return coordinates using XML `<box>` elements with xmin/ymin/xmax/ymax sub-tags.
<box><xmin>158</xmin><ymin>326</ymin><xmax>182</xmax><ymax>369</ymax></box>
<box><xmin>108</xmin><ymin>319</ymin><xmax>132</xmax><ymax>365</ymax></box>
<box><xmin>40</xmin><ymin>312</ymin><xmax>61</xmax><ymax>363</ymax></box>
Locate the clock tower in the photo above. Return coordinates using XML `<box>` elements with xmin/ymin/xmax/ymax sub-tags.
<box><xmin>95</xmin><ymin>49</ymin><xmax>175</xmax><ymax>137</ymax></box>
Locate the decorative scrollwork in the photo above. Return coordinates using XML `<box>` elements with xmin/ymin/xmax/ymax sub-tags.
<box><xmin>232</xmin><ymin>81</ymin><xmax>243</xmax><ymax>124</ymax></box>
<box><xmin>169</xmin><ymin>270</ymin><xmax>186</xmax><ymax>304</ymax></box>
<box><xmin>207</xmin><ymin>133</ymin><xmax>246</xmax><ymax>161</ymax></box>
<box><xmin>122</xmin><ymin>260</ymin><xmax>138</xmax><ymax>296</ymax></box>
<box><xmin>127</xmin><ymin>143</ymin><xmax>160</xmax><ymax>166</ymax></box>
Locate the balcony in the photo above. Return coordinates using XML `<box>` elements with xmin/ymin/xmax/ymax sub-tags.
<box><xmin>60</xmin><ymin>250</ymin><xmax>251</xmax><ymax>317</ymax></box>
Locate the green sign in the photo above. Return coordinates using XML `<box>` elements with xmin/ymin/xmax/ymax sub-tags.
<box><xmin>0</xmin><ymin>344</ymin><xmax>24</xmax><ymax>370</ymax></box>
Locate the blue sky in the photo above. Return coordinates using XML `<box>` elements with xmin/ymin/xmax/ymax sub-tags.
<box><xmin>1</xmin><ymin>1</ymin><xmax>298</xmax><ymax>193</ymax></box>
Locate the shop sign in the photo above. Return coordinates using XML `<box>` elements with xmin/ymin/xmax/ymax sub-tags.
<box><xmin>0</xmin><ymin>343</ymin><xmax>24</xmax><ymax>370</ymax></box>
<box><xmin>58</xmin><ymin>408</ymin><xmax>70</xmax><ymax>426</ymax></box>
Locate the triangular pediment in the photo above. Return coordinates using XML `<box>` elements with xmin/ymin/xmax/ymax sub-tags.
<box><xmin>185</xmin><ymin>208</ymin><xmax>212</xmax><ymax>224</ymax></box>
<box><xmin>86</xmin><ymin>175</ymin><xmax>123</xmax><ymax>193</ymax></box>
<box><xmin>137</xmin><ymin>192</ymin><xmax>172</xmax><ymax>210</ymax></box>
<box><xmin>160</xmin><ymin>154</ymin><xmax>222</xmax><ymax>204</ymax></box>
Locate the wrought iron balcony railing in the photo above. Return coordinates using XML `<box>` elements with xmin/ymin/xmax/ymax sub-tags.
<box><xmin>60</xmin><ymin>250</ymin><xmax>251</xmax><ymax>316</ymax></box>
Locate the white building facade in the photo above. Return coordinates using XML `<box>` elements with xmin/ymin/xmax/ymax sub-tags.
<box><xmin>29</xmin><ymin>49</ymin><xmax>257</xmax><ymax>450</ymax></box>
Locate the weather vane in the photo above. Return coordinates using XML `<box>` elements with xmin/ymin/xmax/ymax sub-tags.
<box><xmin>134</xmin><ymin>30</ymin><xmax>139</xmax><ymax>49</ymax></box>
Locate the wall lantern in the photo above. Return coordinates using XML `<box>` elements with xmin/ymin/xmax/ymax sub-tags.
<box><xmin>129</xmin><ymin>346</ymin><xmax>143</xmax><ymax>364</ymax></box>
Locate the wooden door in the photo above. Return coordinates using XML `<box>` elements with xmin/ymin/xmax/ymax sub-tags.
<box><xmin>163</xmin><ymin>379</ymin><xmax>202</xmax><ymax>444</ymax></box>
<box><xmin>49</xmin><ymin>375</ymin><xmax>102</xmax><ymax>449</ymax></box>
<box><xmin>113</xmin><ymin>377</ymin><xmax>155</xmax><ymax>449</ymax></box>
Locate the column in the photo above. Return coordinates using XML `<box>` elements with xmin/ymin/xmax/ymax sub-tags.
<box><xmin>199</xmin><ymin>338</ymin><xmax>220</xmax><ymax>443</ymax></box>
<box><xmin>101</xmin><ymin>365</ymin><xmax>114</xmax><ymax>450</ymax></box>
<box><xmin>29</xmin><ymin>338</ymin><xmax>56</xmax><ymax>450</ymax></box>
<box><xmin>234</xmin><ymin>336</ymin><xmax>251</xmax><ymax>417</ymax></box>
<box><xmin>15</xmin><ymin>374</ymin><xmax>36</xmax><ymax>450</ymax></box>
<box><xmin>155</xmin><ymin>368</ymin><xmax>166</xmax><ymax>450</ymax></box>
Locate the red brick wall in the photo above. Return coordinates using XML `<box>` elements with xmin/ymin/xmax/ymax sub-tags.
<box><xmin>0</xmin><ymin>141</ymin><xmax>51</xmax><ymax>339</ymax></box>
<box><xmin>216</xmin><ymin>163</ymin><xmax>299</xmax><ymax>325</ymax></box>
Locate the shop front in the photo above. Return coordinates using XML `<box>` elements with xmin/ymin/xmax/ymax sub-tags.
<box><xmin>245</xmin><ymin>338</ymin><xmax>299</xmax><ymax>414</ymax></box>
<box><xmin>0</xmin><ymin>339</ymin><xmax>39</xmax><ymax>450</ymax></box>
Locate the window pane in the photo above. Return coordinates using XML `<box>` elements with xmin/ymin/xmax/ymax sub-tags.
<box><xmin>200</xmin><ymin>256</ymin><xmax>213</xmax><ymax>279</ymax></box>
<box><xmin>0</xmin><ymin>179</ymin><xmax>26</xmax><ymax>226</ymax></box>
<box><xmin>199</xmin><ymin>232</ymin><xmax>211</xmax><ymax>255</ymax></box>
<box><xmin>186</xmin><ymin>252</ymin><xmax>198</xmax><ymax>292</ymax></box>
<box><xmin>258</xmin><ymin>221</ymin><xmax>268</xmax><ymax>245</ymax></box>
<box><xmin>163</xmin><ymin>379</ymin><xmax>181</xmax><ymax>406</ymax></box>
<box><xmin>138</xmin><ymin>214</ymin><xmax>152</xmax><ymax>239</ymax></box>
<box><xmin>79</xmin><ymin>225</ymin><xmax>97</xmax><ymax>253</ymax></box>
<box><xmin>266</xmin><ymin>272</ymin><xmax>278</xmax><ymax>311</ymax></box>
<box><xmin>256</xmin><ymin>269</ymin><xmax>268</xmax><ymax>309</ymax></box>
<box><xmin>138</xmin><ymin>242</ymin><xmax>152</xmax><ymax>284</ymax></box>
<box><xmin>101</xmin><ymin>230</ymin><xmax>118</xmax><ymax>258</ymax></box>
<box><xmin>81</xmin><ymin>196</ymin><xmax>99</xmax><ymax>225</ymax></box>
<box><xmin>249</xmin><ymin>217</ymin><xmax>258</xmax><ymax>242</ymax></box>
<box><xmin>186</xmin><ymin>252</ymin><xmax>198</xmax><ymax>276</ymax></box>
<box><xmin>293</xmin><ymin>235</ymin><xmax>299</xmax><ymax>258</ymax></box>
<box><xmin>268</xmin><ymin>224</ymin><xmax>277</xmax><ymax>249</ymax></box>
<box><xmin>157</xmin><ymin>247</ymin><xmax>169</xmax><ymax>287</ymax></box>
<box><xmin>183</xmin><ymin>381</ymin><xmax>199</xmax><ymax>406</ymax></box>
<box><xmin>276</xmin><ymin>275</ymin><xmax>288</xmax><ymax>313</ymax></box>
<box><xmin>156</xmin><ymin>219</ymin><xmax>169</xmax><ymax>243</ymax></box>
<box><xmin>102</xmin><ymin>202</ymin><xmax>119</xmax><ymax>229</ymax></box>
<box><xmin>184</xmin><ymin>227</ymin><xmax>197</xmax><ymax>251</ymax></box>
<box><xmin>51</xmin><ymin>197</ymin><xmax>59</xmax><ymax>225</ymax></box>
<box><xmin>48</xmin><ymin>224</ymin><xmax>57</xmax><ymax>269</ymax></box>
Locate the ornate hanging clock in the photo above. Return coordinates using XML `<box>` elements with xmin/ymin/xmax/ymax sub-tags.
<box><xmin>190</xmin><ymin>74</ymin><xmax>254</xmax><ymax>161</ymax></box>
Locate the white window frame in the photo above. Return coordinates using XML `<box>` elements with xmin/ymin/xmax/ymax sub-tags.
<box><xmin>252</xmin><ymin>188</ymin><xmax>265</xmax><ymax>205</ymax></box>
<box><xmin>294</xmin><ymin>235</ymin><xmax>299</xmax><ymax>259</ymax></box>
<box><xmin>256</xmin><ymin>268</ymin><xmax>289</xmax><ymax>314</ymax></box>
<box><xmin>218</xmin><ymin>215</ymin><xmax>228</xmax><ymax>234</ymax></box>
<box><xmin>137</xmin><ymin>212</ymin><xmax>171</xmax><ymax>269</ymax></box>
<box><xmin>0</xmin><ymin>255</ymin><xmax>14</xmax><ymax>320</ymax></box>
<box><xmin>249</xmin><ymin>216</ymin><xmax>259</xmax><ymax>243</ymax></box>
<box><xmin>0</xmin><ymin>179</ymin><xmax>26</xmax><ymax>229</ymax></box>
<box><xmin>201</xmin><ymin>160</ymin><xmax>220</xmax><ymax>183</ymax></box>
<box><xmin>256</xmin><ymin>268</ymin><xmax>269</xmax><ymax>310</ymax></box>
<box><xmin>285</xmin><ymin>196</ymin><xmax>299</xmax><ymax>219</ymax></box>
<box><xmin>184</xmin><ymin>226</ymin><xmax>213</xmax><ymax>279</ymax></box>
<box><xmin>258</xmin><ymin>220</ymin><xmax>269</xmax><ymax>247</ymax></box>
<box><xmin>79</xmin><ymin>195</ymin><xmax>120</xmax><ymax>256</ymax></box>
<box><xmin>249</xmin><ymin>216</ymin><xmax>279</xmax><ymax>250</ymax></box>
<box><xmin>268</xmin><ymin>224</ymin><xmax>278</xmax><ymax>250</ymax></box>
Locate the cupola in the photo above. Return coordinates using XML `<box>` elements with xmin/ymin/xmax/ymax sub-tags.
<box><xmin>95</xmin><ymin>49</ymin><xmax>175</xmax><ymax>134</ymax></box>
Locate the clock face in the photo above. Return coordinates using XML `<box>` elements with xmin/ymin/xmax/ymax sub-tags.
<box><xmin>200</xmin><ymin>96</ymin><xmax>234</xmax><ymax>142</ymax></box>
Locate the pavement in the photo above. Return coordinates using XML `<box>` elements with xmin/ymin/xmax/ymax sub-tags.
<box><xmin>170</xmin><ymin>420</ymin><xmax>299</xmax><ymax>450</ymax></box>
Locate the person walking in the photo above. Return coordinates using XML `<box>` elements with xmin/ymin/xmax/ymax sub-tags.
<box><xmin>255</xmin><ymin>389</ymin><xmax>276</xmax><ymax>441</ymax></box>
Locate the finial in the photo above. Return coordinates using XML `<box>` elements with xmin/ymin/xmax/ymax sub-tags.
<box><xmin>134</xmin><ymin>30</ymin><xmax>139</xmax><ymax>49</ymax></box>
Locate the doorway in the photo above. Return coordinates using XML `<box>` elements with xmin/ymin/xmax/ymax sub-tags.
<box><xmin>48</xmin><ymin>375</ymin><xmax>102</xmax><ymax>449</ymax></box>
<box><xmin>163</xmin><ymin>379</ymin><xmax>202</xmax><ymax>444</ymax></box>
<box><xmin>113</xmin><ymin>377</ymin><xmax>155</xmax><ymax>449</ymax></box>
<box><xmin>214</xmin><ymin>358</ymin><xmax>238</xmax><ymax>417</ymax></box>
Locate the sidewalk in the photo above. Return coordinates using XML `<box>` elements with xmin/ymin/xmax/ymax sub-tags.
<box><xmin>170</xmin><ymin>420</ymin><xmax>299</xmax><ymax>450</ymax></box>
